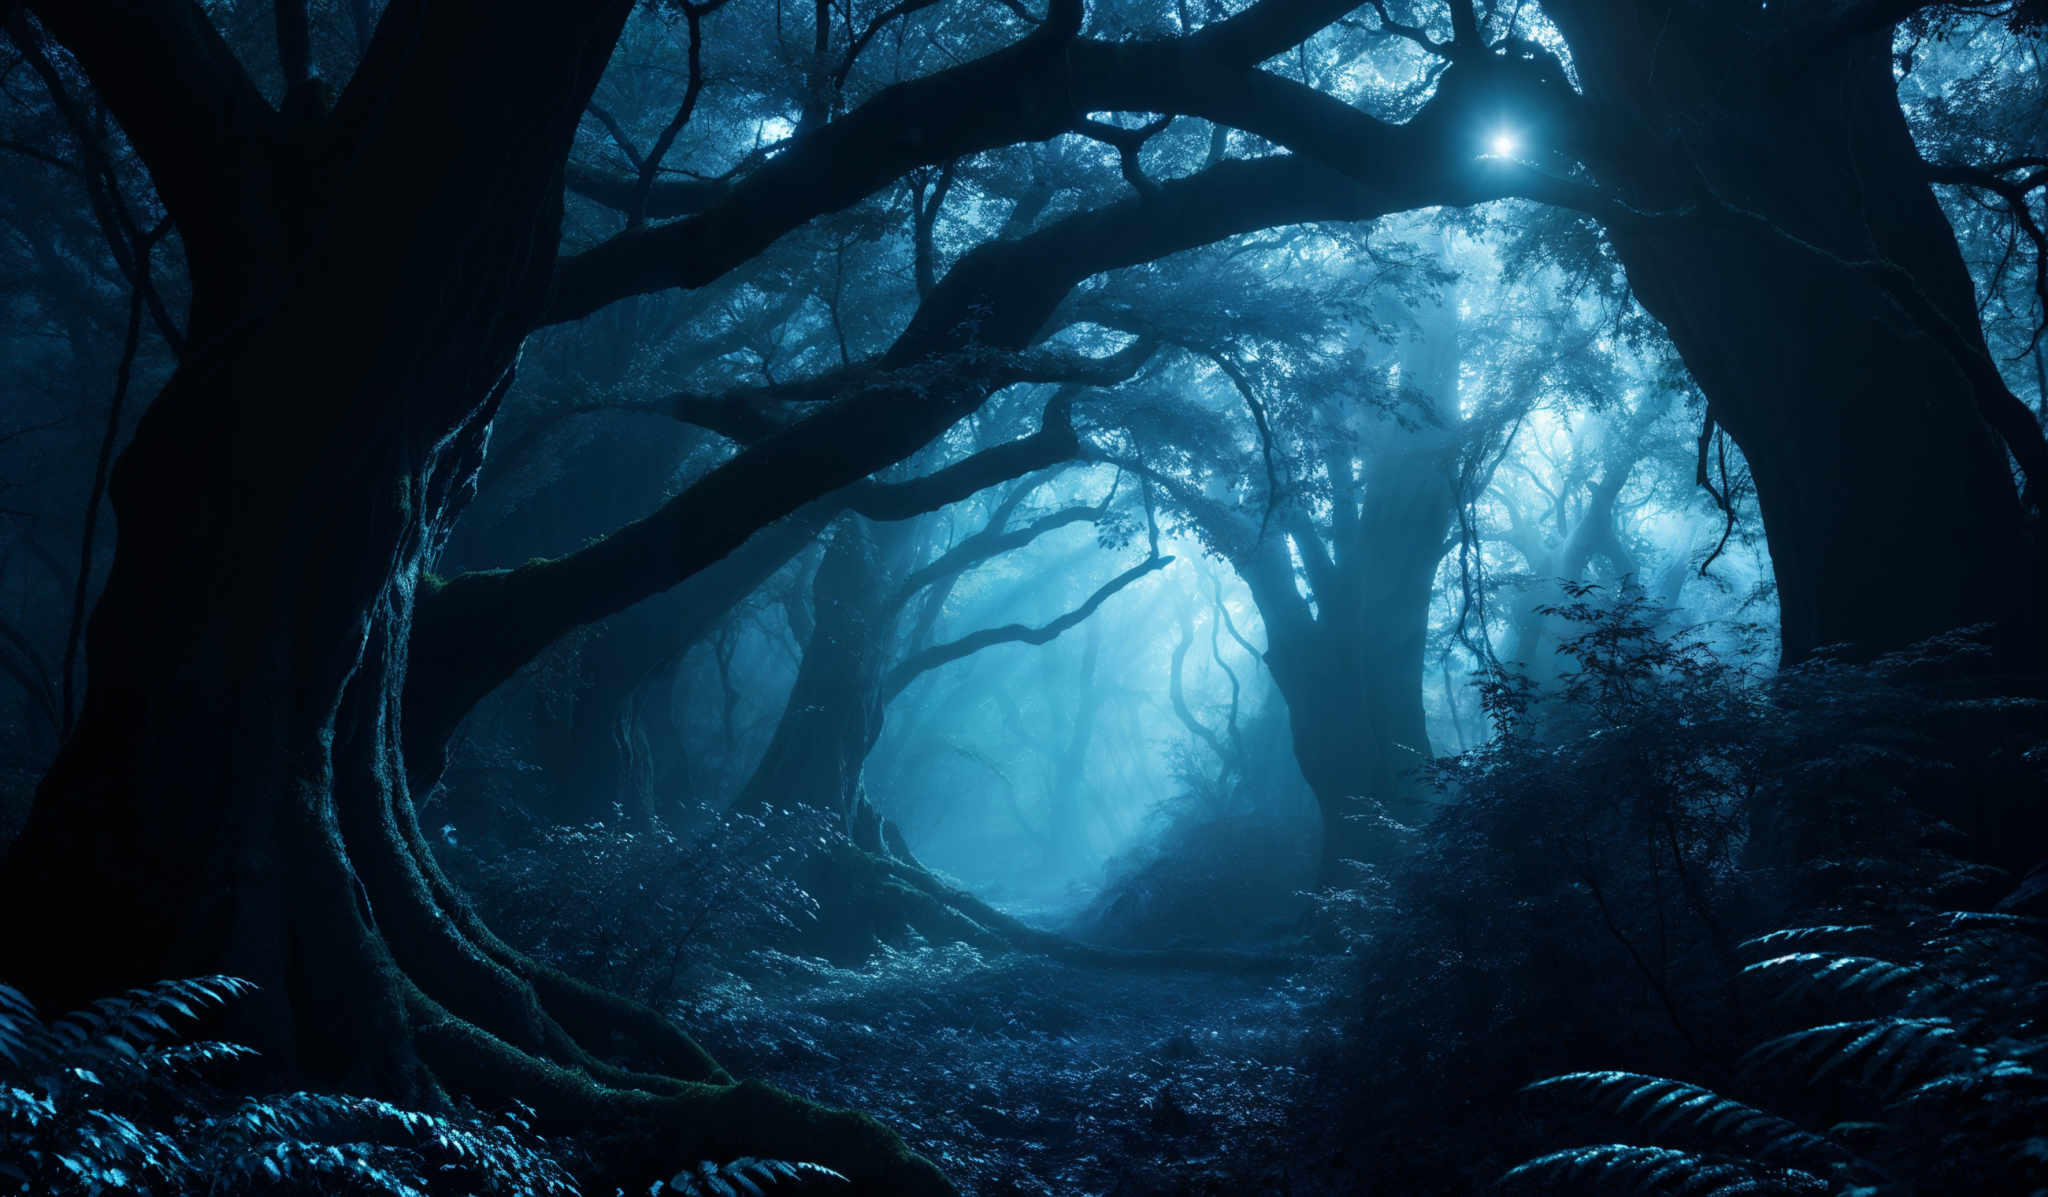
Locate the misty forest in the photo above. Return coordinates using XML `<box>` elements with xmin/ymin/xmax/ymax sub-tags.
<box><xmin>2</xmin><ymin>0</ymin><xmax>2048</xmax><ymax>1193</ymax></box>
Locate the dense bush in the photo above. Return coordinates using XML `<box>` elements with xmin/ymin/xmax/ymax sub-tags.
<box><xmin>1322</xmin><ymin>589</ymin><xmax>2048</xmax><ymax>1192</ymax></box>
<box><xmin>443</xmin><ymin>801</ymin><xmax>837</xmax><ymax>1008</ymax></box>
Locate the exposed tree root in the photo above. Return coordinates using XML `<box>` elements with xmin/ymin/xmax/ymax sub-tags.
<box><xmin>799</xmin><ymin>831</ymin><xmax>1292</xmax><ymax>975</ymax></box>
<box><xmin>414</xmin><ymin>1003</ymin><xmax>953</xmax><ymax>1195</ymax></box>
<box><xmin>353</xmin><ymin>805</ymin><xmax>955</xmax><ymax>1194</ymax></box>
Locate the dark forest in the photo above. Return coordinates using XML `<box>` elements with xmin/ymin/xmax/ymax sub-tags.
<box><xmin>1</xmin><ymin>0</ymin><xmax>2046</xmax><ymax>1192</ymax></box>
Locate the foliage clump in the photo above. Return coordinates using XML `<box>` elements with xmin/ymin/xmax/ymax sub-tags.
<box><xmin>680</xmin><ymin>943</ymin><xmax>1337</xmax><ymax>1196</ymax></box>
<box><xmin>0</xmin><ymin>976</ymin><xmax>577</xmax><ymax>1196</ymax></box>
<box><xmin>444</xmin><ymin>801</ymin><xmax>835</xmax><ymax>1008</ymax></box>
<box><xmin>1319</xmin><ymin>588</ymin><xmax>2048</xmax><ymax>1191</ymax></box>
<box><xmin>1508</xmin><ymin>904</ymin><xmax>2048</xmax><ymax>1195</ymax></box>
<box><xmin>1083</xmin><ymin>719</ymin><xmax>1320</xmax><ymax>949</ymax></box>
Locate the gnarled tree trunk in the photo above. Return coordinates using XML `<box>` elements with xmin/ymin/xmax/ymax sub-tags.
<box><xmin>1545</xmin><ymin>4</ymin><xmax>2042</xmax><ymax>664</ymax></box>
<box><xmin>0</xmin><ymin>5</ymin><xmax>952</xmax><ymax>1189</ymax></box>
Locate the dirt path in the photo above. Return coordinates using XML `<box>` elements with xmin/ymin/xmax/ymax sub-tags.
<box><xmin>680</xmin><ymin>943</ymin><xmax>1353</xmax><ymax>1195</ymax></box>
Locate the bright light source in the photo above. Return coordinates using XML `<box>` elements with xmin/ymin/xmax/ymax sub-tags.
<box><xmin>1488</xmin><ymin>131</ymin><xmax>1521</xmax><ymax>158</ymax></box>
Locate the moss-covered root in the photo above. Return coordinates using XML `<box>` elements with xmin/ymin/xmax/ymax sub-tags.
<box><xmin>417</xmin><ymin>1015</ymin><xmax>955</xmax><ymax>1196</ymax></box>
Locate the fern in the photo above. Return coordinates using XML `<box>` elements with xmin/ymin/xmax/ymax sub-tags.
<box><xmin>1741</xmin><ymin>1018</ymin><xmax>1972</xmax><ymax>1096</ymax></box>
<box><xmin>0</xmin><ymin>975</ymin><xmax>251</xmax><ymax>1074</ymax></box>
<box><xmin>1501</xmin><ymin>1144</ymin><xmax>1826</xmax><ymax>1194</ymax></box>
<box><xmin>0</xmin><ymin>977</ymin><xmax>578</xmax><ymax>1196</ymax></box>
<box><xmin>1738</xmin><ymin>926</ymin><xmax>1877</xmax><ymax>952</ymax></box>
<box><xmin>1523</xmin><ymin>1073</ymin><xmax>1845</xmax><ymax>1166</ymax></box>
<box><xmin>211</xmin><ymin>1092</ymin><xmax>577</xmax><ymax>1195</ymax></box>
<box><xmin>659</xmin><ymin>1156</ymin><xmax>849</xmax><ymax>1195</ymax></box>
<box><xmin>1508</xmin><ymin>899</ymin><xmax>2048</xmax><ymax>1196</ymax></box>
<box><xmin>1740</xmin><ymin>954</ymin><xmax>1943</xmax><ymax>1007</ymax></box>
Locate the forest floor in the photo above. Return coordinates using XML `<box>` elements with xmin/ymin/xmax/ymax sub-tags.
<box><xmin>677</xmin><ymin>941</ymin><xmax>1356</xmax><ymax>1196</ymax></box>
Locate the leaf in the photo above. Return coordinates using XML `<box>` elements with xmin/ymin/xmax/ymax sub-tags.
<box><xmin>1500</xmin><ymin>1144</ymin><xmax>1827</xmax><ymax>1194</ymax></box>
<box><xmin>664</xmin><ymin>1157</ymin><xmax>850</xmax><ymax>1195</ymax></box>
<box><xmin>1744</xmin><ymin>953</ymin><xmax>1941</xmax><ymax>1005</ymax></box>
<box><xmin>1525</xmin><ymin>1073</ymin><xmax>1847</xmax><ymax>1165</ymax></box>
<box><xmin>1741</xmin><ymin>926</ymin><xmax>1877</xmax><ymax>952</ymax></box>
<box><xmin>1744</xmin><ymin>1019</ymin><xmax>1973</xmax><ymax>1098</ymax></box>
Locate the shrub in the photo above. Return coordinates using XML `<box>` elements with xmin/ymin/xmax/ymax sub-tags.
<box><xmin>444</xmin><ymin>801</ymin><xmax>834</xmax><ymax>1007</ymax></box>
<box><xmin>1324</xmin><ymin>589</ymin><xmax>2048</xmax><ymax>1192</ymax></box>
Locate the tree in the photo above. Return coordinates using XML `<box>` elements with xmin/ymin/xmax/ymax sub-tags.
<box><xmin>1056</xmin><ymin>0</ymin><xmax>2047</xmax><ymax>662</ymax></box>
<box><xmin>730</xmin><ymin>461</ymin><xmax>1168</xmax><ymax>955</ymax></box>
<box><xmin>2</xmin><ymin>0</ymin><xmax>2041</xmax><ymax>1187</ymax></box>
<box><xmin>1530</xmin><ymin>0</ymin><xmax>2044</xmax><ymax>662</ymax></box>
<box><xmin>1093</xmin><ymin>235</ymin><xmax>1514</xmax><ymax>877</ymax></box>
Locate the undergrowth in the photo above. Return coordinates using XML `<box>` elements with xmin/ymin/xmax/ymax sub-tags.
<box><xmin>0</xmin><ymin>976</ymin><xmax>577</xmax><ymax>1196</ymax></box>
<box><xmin>681</xmin><ymin>942</ymin><xmax>1342</xmax><ymax>1196</ymax></box>
<box><xmin>1320</xmin><ymin>591</ymin><xmax>2048</xmax><ymax>1192</ymax></box>
<box><xmin>443</xmin><ymin>800</ymin><xmax>835</xmax><ymax>1007</ymax></box>
<box><xmin>1508</xmin><ymin>903</ymin><xmax>2048</xmax><ymax>1194</ymax></box>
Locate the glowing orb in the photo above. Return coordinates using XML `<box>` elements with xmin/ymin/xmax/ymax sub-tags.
<box><xmin>1488</xmin><ymin>131</ymin><xmax>1521</xmax><ymax>158</ymax></box>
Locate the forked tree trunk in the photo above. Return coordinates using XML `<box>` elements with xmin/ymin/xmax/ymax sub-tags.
<box><xmin>731</xmin><ymin>524</ymin><xmax>988</xmax><ymax>961</ymax></box>
<box><xmin>1226</xmin><ymin>316</ymin><xmax>1461</xmax><ymax>882</ymax></box>
<box><xmin>0</xmin><ymin>7</ymin><xmax>951</xmax><ymax>1189</ymax></box>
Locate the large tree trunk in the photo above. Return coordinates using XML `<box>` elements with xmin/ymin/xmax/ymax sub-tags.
<box><xmin>735</xmin><ymin>524</ymin><xmax>898</xmax><ymax>834</ymax></box>
<box><xmin>1230</xmin><ymin>311</ymin><xmax>1460</xmax><ymax>882</ymax></box>
<box><xmin>1544</xmin><ymin>4</ymin><xmax>2041</xmax><ymax>664</ymax></box>
<box><xmin>0</xmin><ymin>7</ymin><xmax>952</xmax><ymax>1188</ymax></box>
<box><xmin>1263</xmin><ymin>610</ymin><xmax>1437</xmax><ymax>882</ymax></box>
<box><xmin>1239</xmin><ymin>522</ymin><xmax>1445</xmax><ymax>884</ymax></box>
<box><xmin>3</xmin><ymin>9</ymin><xmax>587</xmax><ymax>1082</ymax></box>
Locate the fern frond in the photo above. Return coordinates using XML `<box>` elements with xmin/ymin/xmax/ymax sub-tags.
<box><xmin>1740</xmin><ymin>926</ymin><xmax>1877</xmax><ymax>952</ymax></box>
<box><xmin>662</xmin><ymin>1155</ymin><xmax>851</xmax><ymax>1194</ymax></box>
<box><xmin>141</xmin><ymin>1039</ymin><xmax>259</xmax><ymax>1075</ymax></box>
<box><xmin>0</xmin><ymin>983</ymin><xmax>48</xmax><ymax>1069</ymax></box>
<box><xmin>1743</xmin><ymin>1018</ymin><xmax>1975</xmax><ymax>1096</ymax></box>
<box><xmin>1524</xmin><ymin>1073</ymin><xmax>1846</xmax><ymax>1165</ymax></box>
<box><xmin>221</xmin><ymin>1092</ymin><xmax>578</xmax><ymax>1194</ymax></box>
<box><xmin>4</xmin><ymin>974</ymin><xmax>576</xmax><ymax>1196</ymax></box>
<box><xmin>1743</xmin><ymin>953</ymin><xmax>1943</xmax><ymax>1005</ymax></box>
<box><xmin>1919</xmin><ymin>910</ymin><xmax>2048</xmax><ymax>935</ymax></box>
<box><xmin>226</xmin><ymin>1138</ymin><xmax>430</xmax><ymax>1197</ymax></box>
<box><xmin>45</xmin><ymin>975</ymin><xmax>253</xmax><ymax>1060</ymax></box>
<box><xmin>1500</xmin><ymin>1144</ymin><xmax>1826</xmax><ymax>1194</ymax></box>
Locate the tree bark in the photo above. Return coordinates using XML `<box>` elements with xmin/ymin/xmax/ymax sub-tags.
<box><xmin>1543</xmin><ymin>4</ymin><xmax>2041</xmax><ymax>662</ymax></box>
<box><xmin>1157</xmin><ymin>305</ymin><xmax>1463</xmax><ymax>883</ymax></box>
<box><xmin>735</xmin><ymin>522</ymin><xmax>903</xmax><ymax>835</ymax></box>
<box><xmin>0</xmin><ymin>4</ymin><xmax>955</xmax><ymax>1188</ymax></box>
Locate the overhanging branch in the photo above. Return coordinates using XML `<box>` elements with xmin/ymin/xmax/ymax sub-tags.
<box><xmin>881</xmin><ymin>554</ymin><xmax>1172</xmax><ymax>699</ymax></box>
<box><xmin>888</xmin><ymin>497</ymin><xmax>1108</xmax><ymax>610</ymax></box>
